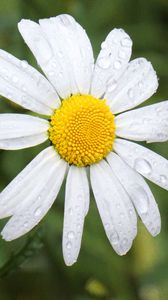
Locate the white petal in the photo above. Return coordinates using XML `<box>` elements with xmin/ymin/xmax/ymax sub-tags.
<box><xmin>0</xmin><ymin>133</ymin><xmax>48</xmax><ymax>150</ymax></box>
<box><xmin>90</xmin><ymin>160</ymin><xmax>135</xmax><ymax>255</ymax></box>
<box><xmin>106</xmin><ymin>58</ymin><xmax>158</xmax><ymax>113</ymax></box>
<box><xmin>106</xmin><ymin>156</ymin><xmax>137</xmax><ymax>237</ymax></box>
<box><xmin>107</xmin><ymin>153</ymin><xmax>161</xmax><ymax>236</ymax></box>
<box><xmin>91</xmin><ymin>28</ymin><xmax>132</xmax><ymax>98</ymax></box>
<box><xmin>0</xmin><ymin>113</ymin><xmax>48</xmax><ymax>138</ymax></box>
<box><xmin>18</xmin><ymin>15</ymin><xmax>94</xmax><ymax>98</ymax></box>
<box><xmin>1</xmin><ymin>150</ymin><xmax>67</xmax><ymax>241</ymax></box>
<box><xmin>63</xmin><ymin>166</ymin><xmax>89</xmax><ymax>266</ymax></box>
<box><xmin>0</xmin><ymin>146</ymin><xmax>57</xmax><ymax>218</ymax></box>
<box><xmin>0</xmin><ymin>113</ymin><xmax>49</xmax><ymax>150</ymax></box>
<box><xmin>0</xmin><ymin>50</ymin><xmax>60</xmax><ymax>115</ymax></box>
<box><xmin>115</xmin><ymin>101</ymin><xmax>168</xmax><ymax>142</ymax></box>
<box><xmin>114</xmin><ymin>139</ymin><xmax>168</xmax><ymax>190</ymax></box>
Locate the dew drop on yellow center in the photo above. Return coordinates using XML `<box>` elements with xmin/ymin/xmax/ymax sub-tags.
<box><xmin>48</xmin><ymin>94</ymin><xmax>116</xmax><ymax>167</ymax></box>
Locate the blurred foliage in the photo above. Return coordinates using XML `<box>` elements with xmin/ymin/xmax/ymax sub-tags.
<box><xmin>0</xmin><ymin>0</ymin><xmax>168</xmax><ymax>299</ymax></box>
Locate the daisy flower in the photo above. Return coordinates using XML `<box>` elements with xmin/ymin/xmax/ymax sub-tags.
<box><xmin>0</xmin><ymin>14</ymin><xmax>167</xmax><ymax>266</ymax></box>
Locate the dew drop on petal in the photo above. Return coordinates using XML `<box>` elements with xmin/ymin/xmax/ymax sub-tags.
<box><xmin>101</xmin><ymin>41</ymin><xmax>106</xmax><ymax>49</ymax></box>
<box><xmin>138</xmin><ymin>81</ymin><xmax>143</xmax><ymax>88</ymax></box>
<box><xmin>66</xmin><ymin>241</ymin><xmax>72</xmax><ymax>249</ymax></box>
<box><xmin>160</xmin><ymin>174</ymin><xmax>167</xmax><ymax>185</ymax></box>
<box><xmin>97</xmin><ymin>57</ymin><xmax>111</xmax><ymax>69</ymax></box>
<box><xmin>24</xmin><ymin>221</ymin><xmax>28</xmax><ymax>228</ymax></box>
<box><xmin>34</xmin><ymin>207</ymin><xmax>42</xmax><ymax>217</ymax></box>
<box><xmin>122</xmin><ymin>238</ymin><xmax>128</xmax><ymax>246</ymax></box>
<box><xmin>134</xmin><ymin>158</ymin><xmax>152</xmax><ymax>175</ymax></box>
<box><xmin>68</xmin><ymin>208</ymin><xmax>73</xmax><ymax>216</ymax></box>
<box><xmin>107</xmin><ymin>79</ymin><xmax>117</xmax><ymax>92</ymax></box>
<box><xmin>21</xmin><ymin>60</ymin><xmax>28</xmax><ymax>69</ymax></box>
<box><xmin>12</xmin><ymin>76</ymin><xmax>18</xmax><ymax>83</ymax></box>
<box><xmin>110</xmin><ymin>231</ymin><xmax>119</xmax><ymax>245</ymax></box>
<box><xmin>67</xmin><ymin>231</ymin><xmax>75</xmax><ymax>240</ymax></box>
<box><xmin>121</xmin><ymin>37</ymin><xmax>132</xmax><ymax>47</ymax></box>
<box><xmin>118</xmin><ymin>50</ymin><xmax>126</xmax><ymax>59</ymax></box>
<box><xmin>114</xmin><ymin>60</ymin><xmax>122</xmax><ymax>70</ymax></box>
<box><xmin>131</xmin><ymin>186</ymin><xmax>149</xmax><ymax>214</ymax></box>
<box><xmin>104</xmin><ymin>223</ymin><xmax>110</xmax><ymax>230</ymax></box>
<box><xmin>128</xmin><ymin>88</ymin><xmax>134</xmax><ymax>99</ymax></box>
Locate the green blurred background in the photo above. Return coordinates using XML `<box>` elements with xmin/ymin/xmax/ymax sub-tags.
<box><xmin>0</xmin><ymin>0</ymin><xmax>168</xmax><ymax>299</ymax></box>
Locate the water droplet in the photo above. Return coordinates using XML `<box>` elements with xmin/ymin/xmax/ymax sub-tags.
<box><xmin>67</xmin><ymin>231</ymin><xmax>75</xmax><ymax>239</ymax></box>
<box><xmin>128</xmin><ymin>88</ymin><xmax>134</xmax><ymax>99</ymax></box>
<box><xmin>77</xmin><ymin>223</ymin><xmax>81</xmax><ymax>231</ymax></box>
<box><xmin>118</xmin><ymin>50</ymin><xmax>126</xmax><ymax>59</ymax></box>
<box><xmin>7</xmin><ymin>53</ymin><xmax>12</xmax><ymax>59</ymax></box>
<box><xmin>24</xmin><ymin>221</ymin><xmax>28</xmax><ymax>228</ymax></box>
<box><xmin>134</xmin><ymin>158</ymin><xmax>152</xmax><ymax>175</ymax></box>
<box><xmin>104</xmin><ymin>223</ymin><xmax>110</xmax><ymax>230</ymax></box>
<box><xmin>66</xmin><ymin>241</ymin><xmax>72</xmax><ymax>249</ymax></box>
<box><xmin>101</xmin><ymin>41</ymin><xmax>106</xmax><ymax>49</ymax></box>
<box><xmin>34</xmin><ymin>207</ymin><xmax>42</xmax><ymax>217</ymax></box>
<box><xmin>12</xmin><ymin>76</ymin><xmax>18</xmax><ymax>83</ymax></box>
<box><xmin>138</xmin><ymin>81</ymin><xmax>143</xmax><ymax>88</ymax></box>
<box><xmin>21</xmin><ymin>60</ymin><xmax>28</xmax><ymax>69</ymax></box>
<box><xmin>59</xmin><ymin>72</ymin><xmax>63</xmax><ymax>78</ymax></box>
<box><xmin>107</xmin><ymin>79</ymin><xmax>117</xmax><ymax>92</ymax></box>
<box><xmin>122</xmin><ymin>238</ymin><xmax>128</xmax><ymax>246</ymax></box>
<box><xmin>129</xmin><ymin>209</ymin><xmax>133</xmax><ymax>215</ymax></box>
<box><xmin>77</xmin><ymin>195</ymin><xmax>83</xmax><ymax>201</ymax></box>
<box><xmin>160</xmin><ymin>175</ymin><xmax>167</xmax><ymax>185</ymax></box>
<box><xmin>150</xmin><ymin>226</ymin><xmax>156</xmax><ymax>236</ymax></box>
<box><xmin>131</xmin><ymin>186</ymin><xmax>149</xmax><ymax>214</ymax></box>
<box><xmin>138</xmin><ymin>58</ymin><xmax>144</xmax><ymax>65</ymax></box>
<box><xmin>68</xmin><ymin>208</ymin><xmax>73</xmax><ymax>216</ymax></box>
<box><xmin>97</xmin><ymin>57</ymin><xmax>111</xmax><ymax>69</ymax></box>
<box><xmin>2</xmin><ymin>68</ymin><xmax>7</xmax><ymax>74</ymax></box>
<box><xmin>114</xmin><ymin>60</ymin><xmax>122</xmax><ymax>70</ymax></box>
<box><xmin>121</xmin><ymin>37</ymin><xmax>132</xmax><ymax>47</ymax></box>
<box><xmin>21</xmin><ymin>85</ymin><xmax>27</xmax><ymax>92</ymax></box>
<box><xmin>110</xmin><ymin>231</ymin><xmax>119</xmax><ymax>245</ymax></box>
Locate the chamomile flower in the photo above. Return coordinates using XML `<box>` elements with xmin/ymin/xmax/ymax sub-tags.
<box><xmin>0</xmin><ymin>14</ymin><xmax>167</xmax><ymax>266</ymax></box>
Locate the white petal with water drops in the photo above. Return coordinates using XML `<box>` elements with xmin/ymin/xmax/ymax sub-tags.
<box><xmin>0</xmin><ymin>114</ymin><xmax>49</xmax><ymax>150</ymax></box>
<box><xmin>106</xmin><ymin>155</ymin><xmax>137</xmax><ymax>237</ymax></box>
<box><xmin>90</xmin><ymin>160</ymin><xmax>135</xmax><ymax>255</ymax></box>
<box><xmin>1</xmin><ymin>152</ymin><xmax>67</xmax><ymax>241</ymax></box>
<box><xmin>0</xmin><ymin>50</ymin><xmax>60</xmax><ymax>115</ymax></box>
<box><xmin>114</xmin><ymin>139</ymin><xmax>168</xmax><ymax>190</ymax></box>
<box><xmin>63</xmin><ymin>166</ymin><xmax>89</xmax><ymax>266</ymax></box>
<box><xmin>106</xmin><ymin>58</ymin><xmax>158</xmax><ymax>114</ymax></box>
<box><xmin>107</xmin><ymin>153</ymin><xmax>161</xmax><ymax>236</ymax></box>
<box><xmin>0</xmin><ymin>147</ymin><xmax>57</xmax><ymax>218</ymax></box>
<box><xmin>18</xmin><ymin>15</ymin><xmax>94</xmax><ymax>98</ymax></box>
<box><xmin>91</xmin><ymin>28</ymin><xmax>132</xmax><ymax>98</ymax></box>
<box><xmin>115</xmin><ymin>101</ymin><xmax>168</xmax><ymax>142</ymax></box>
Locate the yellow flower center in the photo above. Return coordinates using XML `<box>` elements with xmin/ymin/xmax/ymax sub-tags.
<box><xmin>49</xmin><ymin>94</ymin><xmax>115</xmax><ymax>167</ymax></box>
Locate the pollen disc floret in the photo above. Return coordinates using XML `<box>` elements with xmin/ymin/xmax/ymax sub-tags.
<box><xmin>49</xmin><ymin>94</ymin><xmax>115</xmax><ymax>166</ymax></box>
